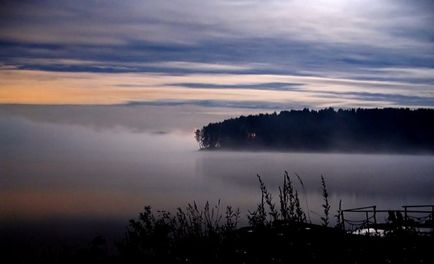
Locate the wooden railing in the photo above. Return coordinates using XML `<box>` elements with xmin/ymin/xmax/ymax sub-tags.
<box><xmin>338</xmin><ymin>205</ymin><xmax>434</xmax><ymax>234</ymax></box>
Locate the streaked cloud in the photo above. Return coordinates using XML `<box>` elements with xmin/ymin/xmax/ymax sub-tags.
<box><xmin>1</xmin><ymin>0</ymin><xmax>432</xmax><ymax>48</ymax></box>
<box><xmin>1</xmin><ymin>69</ymin><xmax>432</xmax><ymax>108</ymax></box>
<box><xmin>166</xmin><ymin>82</ymin><xmax>303</xmax><ymax>91</ymax></box>
<box><xmin>0</xmin><ymin>0</ymin><xmax>433</xmax><ymax>108</ymax></box>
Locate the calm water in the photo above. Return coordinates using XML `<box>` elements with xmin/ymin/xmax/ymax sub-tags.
<box><xmin>1</xmin><ymin>105</ymin><xmax>434</xmax><ymax>242</ymax></box>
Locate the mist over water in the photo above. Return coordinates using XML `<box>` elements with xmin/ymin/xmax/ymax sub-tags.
<box><xmin>1</xmin><ymin>105</ymin><xmax>434</xmax><ymax>242</ymax></box>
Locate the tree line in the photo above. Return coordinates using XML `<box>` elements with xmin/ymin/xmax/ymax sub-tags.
<box><xmin>195</xmin><ymin>108</ymin><xmax>434</xmax><ymax>152</ymax></box>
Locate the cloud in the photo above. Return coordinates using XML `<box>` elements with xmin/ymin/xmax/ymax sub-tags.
<box><xmin>168</xmin><ymin>82</ymin><xmax>304</xmax><ymax>91</ymax></box>
<box><xmin>1</xmin><ymin>0</ymin><xmax>432</xmax><ymax>48</ymax></box>
<box><xmin>0</xmin><ymin>68</ymin><xmax>432</xmax><ymax>108</ymax></box>
<box><xmin>0</xmin><ymin>0</ymin><xmax>433</xmax><ymax>108</ymax></box>
<box><xmin>311</xmin><ymin>91</ymin><xmax>434</xmax><ymax>107</ymax></box>
<box><xmin>126</xmin><ymin>99</ymin><xmax>304</xmax><ymax>110</ymax></box>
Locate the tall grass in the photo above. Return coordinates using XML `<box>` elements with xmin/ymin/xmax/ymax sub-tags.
<box><xmin>321</xmin><ymin>175</ymin><xmax>331</xmax><ymax>227</ymax></box>
<box><xmin>295</xmin><ymin>172</ymin><xmax>312</xmax><ymax>223</ymax></box>
<box><xmin>120</xmin><ymin>201</ymin><xmax>241</xmax><ymax>262</ymax></box>
<box><xmin>335</xmin><ymin>199</ymin><xmax>343</xmax><ymax>229</ymax></box>
<box><xmin>248</xmin><ymin>171</ymin><xmax>307</xmax><ymax>227</ymax></box>
<box><xmin>118</xmin><ymin>173</ymin><xmax>434</xmax><ymax>263</ymax></box>
<box><xmin>121</xmin><ymin>172</ymin><xmax>334</xmax><ymax>262</ymax></box>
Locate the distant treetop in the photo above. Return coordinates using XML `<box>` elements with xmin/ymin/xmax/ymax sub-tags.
<box><xmin>195</xmin><ymin>108</ymin><xmax>434</xmax><ymax>153</ymax></box>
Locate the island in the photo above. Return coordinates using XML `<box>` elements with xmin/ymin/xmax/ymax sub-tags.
<box><xmin>195</xmin><ymin>108</ymin><xmax>434</xmax><ymax>153</ymax></box>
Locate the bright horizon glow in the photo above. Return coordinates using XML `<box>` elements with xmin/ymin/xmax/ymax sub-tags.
<box><xmin>1</xmin><ymin>68</ymin><xmax>432</xmax><ymax>108</ymax></box>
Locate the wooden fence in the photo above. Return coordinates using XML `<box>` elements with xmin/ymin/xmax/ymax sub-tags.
<box><xmin>338</xmin><ymin>205</ymin><xmax>434</xmax><ymax>234</ymax></box>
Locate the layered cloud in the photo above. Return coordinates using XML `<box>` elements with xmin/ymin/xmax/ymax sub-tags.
<box><xmin>0</xmin><ymin>0</ymin><xmax>433</xmax><ymax>107</ymax></box>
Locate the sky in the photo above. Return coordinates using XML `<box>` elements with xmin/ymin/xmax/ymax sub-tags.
<box><xmin>0</xmin><ymin>0</ymin><xmax>433</xmax><ymax>108</ymax></box>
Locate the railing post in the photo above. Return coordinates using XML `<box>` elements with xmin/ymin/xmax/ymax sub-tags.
<box><xmin>431</xmin><ymin>206</ymin><xmax>434</xmax><ymax>226</ymax></box>
<box><xmin>373</xmin><ymin>206</ymin><xmax>377</xmax><ymax>232</ymax></box>
<box><xmin>341</xmin><ymin>210</ymin><xmax>345</xmax><ymax>231</ymax></box>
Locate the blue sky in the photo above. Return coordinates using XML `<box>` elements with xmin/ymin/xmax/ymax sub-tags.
<box><xmin>0</xmin><ymin>0</ymin><xmax>433</xmax><ymax>108</ymax></box>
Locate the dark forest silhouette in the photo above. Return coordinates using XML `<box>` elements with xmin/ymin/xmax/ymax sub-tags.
<box><xmin>195</xmin><ymin>108</ymin><xmax>434</xmax><ymax>152</ymax></box>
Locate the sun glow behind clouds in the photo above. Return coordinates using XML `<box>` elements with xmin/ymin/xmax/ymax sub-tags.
<box><xmin>1</xmin><ymin>68</ymin><xmax>433</xmax><ymax>108</ymax></box>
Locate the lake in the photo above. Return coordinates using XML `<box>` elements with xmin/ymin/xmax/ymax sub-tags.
<box><xmin>1</xmin><ymin>105</ymin><xmax>434</xmax><ymax>243</ymax></box>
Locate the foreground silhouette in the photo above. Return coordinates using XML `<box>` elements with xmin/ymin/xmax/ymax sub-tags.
<box><xmin>195</xmin><ymin>108</ymin><xmax>434</xmax><ymax>153</ymax></box>
<box><xmin>2</xmin><ymin>173</ymin><xmax>433</xmax><ymax>263</ymax></box>
<box><xmin>119</xmin><ymin>174</ymin><xmax>434</xmax><ymax>263</ymax></box>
